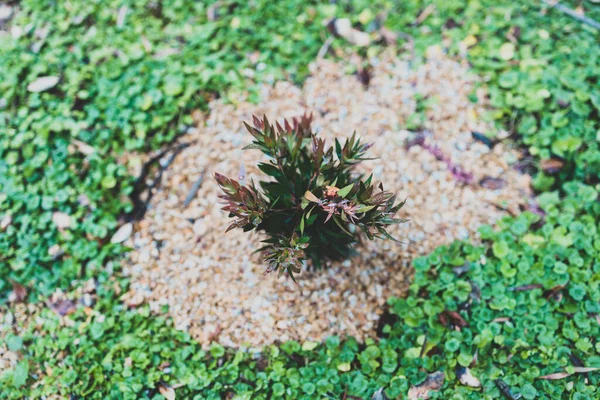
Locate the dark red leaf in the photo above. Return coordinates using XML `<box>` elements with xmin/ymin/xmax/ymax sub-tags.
<box><xmin>9</xmin><ymin>280</ymin><xmax>27</xmax><ymax>303</ymax></box>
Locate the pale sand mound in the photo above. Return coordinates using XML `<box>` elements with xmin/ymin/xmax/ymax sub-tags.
<box><xmin>124</xmin><ymin>50</ymin><xmax>532</xmax><ymax>348</ymax></box>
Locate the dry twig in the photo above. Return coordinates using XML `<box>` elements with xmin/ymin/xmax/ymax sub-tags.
<box><xmin>542</xmin><ymin>0</ymin><xmax>600</xmax><ymax>30</ymax></box>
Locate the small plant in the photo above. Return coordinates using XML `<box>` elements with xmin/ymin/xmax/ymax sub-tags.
<box><xmin>215</xmin><ymin>114</ymin><xmax>407</xmax><ymax>279</ymax></box>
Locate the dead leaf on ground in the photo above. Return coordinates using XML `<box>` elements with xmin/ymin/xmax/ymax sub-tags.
<box><xmin>49</xmin><ymin>298</ymin><xmax>77</xmax><ymax>316</ymax></box>
<box><xmin>541</xmin><ymin>158</ymin><xmax>564</xmax><ymax>174</ymax></box>
<box><xmin>110</xmin><ymin>222</ymin><xmax>133</xmax><ymax>244</ymax></box>
<box><xmin>153</xmin><ymin>47</ymin><xmax>180</xmax><ymax>59</ymax></box>
<box><xmin>573</xmin><ymin>367</ymin><xmax>600</xmax><ymax>373</ymax></box>
<box><xmin>479</xmin><ymin>177</ymin><xmax>506</xmax><ymax>190</ymax></box>
<box><xmin>72</xmin><ymin>139</ymin><xmax>95</xmax><ymax>155</ymax></box>
<box><xmin>408</xmin><ymin>371</ymin><xmax>444</xmax><ymax>399</ymax></box>
<box><xmin>207</xmin><ymin>325</ymin><xmax>223</xmax><ymax>342</ymax></box>
<box><xmin>27</xmin><ymin>76</ymin><xmax>60</xmax><ymax>93</ymax></box>
<box><xmin>0</xmin><ymin>4</ymin><xmax>14</xmax><ymax>21</ymax></box>
<box><xmin>330</xmin><ymin>18</ymin><xmax>371</xmax><ymax>47</ymax></box>
<box><xmin>371</xmin><ymin>387</ymin><xmax>388</xmax><ymax>400</ymax></box>
<box><xmin>52</xmin><ymin>212</ymin><xmax>72</xmax><ymax>229</ymax></box>
<box><xmin>207</xmin><ymin>1</ymin><xmax>223</xmax><ymax>21</ymax></box>
<box><xmin>158</xmin><ymin>361</ymin><xmax>171</xmax><ymax>371</ymax></box>
<box><xmin>379</xmin><ymin>27</ymin><xmax>398</xmax><ymax>45</ymax></box>
<box><xmin>116</xmin><ymin>6</ymin><xmax>128</xmax><ymax>28</ymax></box>
<box><xmin>159</xmin><ymin>383</ymin><xmax>176</xmax><ymax>400</ymax></box>
<box><xmin>538</xmin><ymin>372</ymin><xmax>570</xmax><ymax>380</ymax></box>
<box><xmin>48</xmin><ymin>244</ymin><xmax>63</xmax><ymax>258</ymax></box>
<box><xmin>495</xmin><ymin>379</ymin><xmax>519</xmax><ymax>399</ymax></box>
<box><xmin>539</xmin><ymin>367</ymin><xmax>600</xmax><ymax>380</ymax></box>
<box><xmin>439</xmin><ymin>310</ymin><xmax>468</xmax><ymax>328</ymax></box>
<box><xmin>1</xmin><ymin>214</ymin><xmax>12</xmax><ymax>230</ymax></box>
<box><xmin>509</xmin><ymin>284</ymin><xmax>543</xmax><ymax>292</ymax></box>
<box><xmin>415</xmin><ymin>5</ymin><xmax>435</xmax><ymax>25</ymax></box>
<box><xmin>9</xmin><ymin>280</ymin><xmax>28</xmax><ymax>303</ymax></box>
<box><xmin>457</xmin><ymin>367</ymin><xmax>481</xmax><ymax>388</ymax></box>
<box><xmin>357</xmin><ymin>65</ymin><xmax>373</xmax><ymax>87</ymax></box>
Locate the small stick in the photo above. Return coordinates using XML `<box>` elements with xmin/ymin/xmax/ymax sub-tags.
<box><xmin>542</xmin><ymin>0</ymin><xmax>600</xmax><ymax>31</ymax></box>
<box><xmin>414</xmin><ymin>4</ymin><xmax>435</xmax><ymax>26</ymax></box>
<box><xmin>317</xmin><ymin>36</ymin><xmax>334</xmax><ymax>59</ymax></box>
<box><xmin>183</xmin><ymin>170</ymin><xmax>206</xmax><ymax>208</ymax></box>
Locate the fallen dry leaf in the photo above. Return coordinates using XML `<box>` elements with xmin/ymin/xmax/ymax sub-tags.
<box><xmin>371</xmin><ymin>387</ymin><xmax>387</xmax><ymax>400</ymax></box>
<box><xmin>48</xmin><ymin>244</ymin><xmax>63</xmax><ymax>257</ymax></box>
<box><xmin>52</xmin><ymin>212</ymin><xmax>72</xmax><ymax>229</ymax></box>
<box><xmin>159</xmin><ymin>383</ymin><xmax>176</xmax><ymax>400</ymax></box>
<box><xmin>49</xmin><ymin>299</ymin><xmax>77</xmax><ymax>316</ymax></box>
<box><xmin>116</xmin><ymin>6</ymin><xmax>128</xmax><ymax>28</ymax></box>
<box><xmin>9</xmin><ymin>280</ymin><xmax>28</xmax><ymax>303</ymax></box>
<box><xmin>479</xmin><ymin>177</ymin><xmax>506</xmax><ymax>190</ymax></box>
<box><xmin>538</xmin><ymin>372</ymin><xmax>571</xmax><ymax>380</ymax></box>
<box><xmin>408</xmin><ymin>371</ymin><xmax>444</xmax><ymax>399</ymax></box>
<box><xmin>0</xmin><ymin>4</ymin><xmax>14</xmax><ymax>21</ymax></box>
<box><xmin>541</xmin><ymin>158</ymin><xmax>564</xmax><ymax>174</ymax></box>
<box><xmin>0</xmin><ymin>214</ymin><xmax>12</xmax><ymax>230</ymax></box>
<box><xmin>573</xmin><ymin>367</ymin><xmax>600</xmax><ymax>373</ymax></box>
<box><xmin>457</xmin><ymin>367</ymin><xmax>481</xmax><ymax>388</ymax></box>
<box><xmin>207</xmin><ymin>1</ymin><xmax>222</xmax><ymax>21</ymax></box>
<box><xmin>495</xmin><ymin>379</ymin><xmax>519</xmax><ymax>399</ymax></box>
<box><xmin>110</xmin><ymin>222</ymin><xmax>133</xmax><ymax>244</ymax></box>
<box><xmin>439</xmin><ymin>310</ymin><xmax>468</xmax><ymax>328</ymax></box>
<box><xmin>27</xmin><ymin>76</ymin><xmax>60</xmax><ymax>93</ymax></box>
<box><xmin>331</xmin><ymin>18</ymin><xmax>371</xmax><ymax>47</ymax></box>
<box><xmin>357</xmin><ymin>65</ymin><xmax>373</xmax><ymax>87</ymax></box>
<box><xmin>72</xmin><ymin>139</ymin><xmax>95</xmax><ymax>156</ymax></box>
<box><xmin>538</xmin><ymin>367</ymin><xmax>599</xmax><ymax>380</ymax></box>
<box><xmin>379</xmin><ymin>27</ymin><xmax>398</xmax><ymax>45</ymax></box>
<box><xmin>415</xmin><ymin>5</ymin><xmax>435</xmax><ymax>25</ymax></box>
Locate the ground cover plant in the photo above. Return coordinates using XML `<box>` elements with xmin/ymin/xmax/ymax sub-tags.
<box><xmin>1</xmin><ymin>0</ymin><xmax>600</xmax><ymax>398</ymax></box>
<box><xmin>216</xmin><ymin>114</ymin><xmax>406</xmax><ymax>277</ymax></box>
<box><xmin>2</xmin><ymin>181</ymin><xmax>598</xmax><ymax>399</ymax></box>
<box><xmin>0</xmin><ymin>0</ymin><xmax>359</xmax><ymax>301</ymax></box>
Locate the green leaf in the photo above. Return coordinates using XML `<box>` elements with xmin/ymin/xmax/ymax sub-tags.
<box><xmin>7</xmin><ymin>335</ymin><xmax>23</xmax><ymax>352</ymax></box>
<box><xmin>355</xmin><ymin>205</ymin><xmax>376</xmax><ymax>213</ymax></box>
<box><xmin>304</xmin><ymin>191</ymin><xmax>320</xmax><ymax>203</ymax></box>
<box><xmin>272</xmin><ymin>383</ymin><xmax>285</xmax><ymax>396</ymax></box>
<box><xmin>210</xmin><ymin>343</ymin><xmax>225</xmax><ymax>358</ymax></box>
<box><xmin>337</xmin><ymin>183</ymin><xmax>354</xmax><ymax>198</ymax></box>
<box><xmin>492</xmin><ymin>241</ymin><xmax>509</xmax><ymax>258</ymax></box>
<box><xmin>12</xmin><ymin>361</ymin><xmax>28</xmax><ymax>387</ymax></box>
<box><xmin>302</xmin><ymin>341</ymin><xmax>319</xmax><ymax>351</ymax></box>
<box><xmin>337</xmin><ymin>362</ymin><xmax>351</xmax><ymax>372</ymax></box>
<box><xmin>332</xmin><ymin>215</ymin><xmax>352</xmax><ymax>236</ymax></box>
<box><xmin>163</xmin><ymin>76</ymin><xmax>183</xmax><ymax>96</ymax></box>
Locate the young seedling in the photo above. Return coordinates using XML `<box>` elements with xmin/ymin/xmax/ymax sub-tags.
<box><xmin>215</xmin><ymin>114</ymin><xmax>407</xmax><ymax>280</ymax></box>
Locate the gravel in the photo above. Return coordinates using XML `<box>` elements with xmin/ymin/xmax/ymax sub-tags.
<box><xmin>123</xmin><ymin>48</ymin><xmax>532</xmax><ymax>348</ymax></box>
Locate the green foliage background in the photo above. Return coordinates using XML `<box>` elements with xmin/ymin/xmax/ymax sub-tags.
<box><xmin>1</xmin><ymin>0</ymin><xmax>599</xmax><ymax>398</ymax></box>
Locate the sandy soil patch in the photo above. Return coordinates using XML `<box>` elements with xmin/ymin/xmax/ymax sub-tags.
<box><xmin>124</xmin><ymin>50</ymin><xmax>532</xmax><ymax>348</ymax></box>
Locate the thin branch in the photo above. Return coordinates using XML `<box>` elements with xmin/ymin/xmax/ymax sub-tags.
<box><xmin>317</xmin><ymin>36</ymin><xmax>334</xmax><ymax>59</ymax></box>
<box><xmin>542</xmin><ymin>0</ymin><xmax>600</xmax><ymax>31</ymax></box>
<box><xmin>182</xmin><ymin>170</ymin><xmax>206</xmax><ymax>209</ymax></box>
